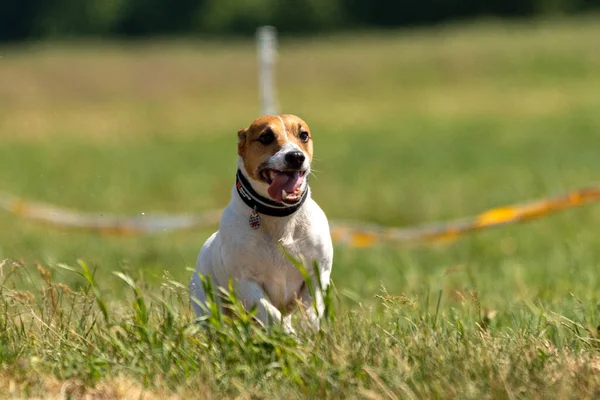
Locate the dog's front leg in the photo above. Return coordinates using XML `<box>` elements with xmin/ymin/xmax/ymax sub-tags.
<box><xmin>298</xmin><ymin>282</ymin><xmax>326</xmax><ymax>332</ymax></box>
<box><xmin>233</xmin><ymin>279</ymin><xmax>294</xmax><ymax>333</ymax></box>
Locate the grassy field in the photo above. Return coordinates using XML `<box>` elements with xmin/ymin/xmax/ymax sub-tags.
<box><xmin>1</xmin><ymin>17</ymin><xmax>600</xmax><ymax>398</ymax></box>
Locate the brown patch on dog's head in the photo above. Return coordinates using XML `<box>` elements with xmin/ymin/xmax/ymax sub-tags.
<box><xmin>237</xmin><ymin>114</ymin><xmax>313</xmax><ymax>182</ymax></box>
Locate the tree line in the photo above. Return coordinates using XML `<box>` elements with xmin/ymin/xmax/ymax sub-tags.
<box><xmin>2</xmin><ymin>0</ymin><xmax>599</xmax><ymax>41</ymax></box>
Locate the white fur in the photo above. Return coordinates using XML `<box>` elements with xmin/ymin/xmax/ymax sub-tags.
<box><xmin>190</xmin><ymin>157</ymin><xmax>333</xmax><ymax>332</ymax></box>
<box><xmin>277</xmin><ymin>115</ymin><xmax>289</xmax><ymax>142</ymax></box>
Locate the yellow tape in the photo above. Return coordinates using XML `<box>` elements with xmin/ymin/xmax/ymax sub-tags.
<box><xmin>331</xmin><ymin>186</ymin><xmax>600</xmax><ymax>246</ymax></box>
<box><xmin>1</xmin><ymin>186</ymin><xmax>599</xmax><ymax>247</ymax></box>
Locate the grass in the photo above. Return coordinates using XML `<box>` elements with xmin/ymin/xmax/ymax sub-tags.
<box><xmin>1</xmin><ymin>260</ymin><xmax>599</xmax><ymax>399</ymax></box>
<box><xmin>1</xmin><ymin>16</ymin><xmax>600</xmax><ymax>398</ymax></box>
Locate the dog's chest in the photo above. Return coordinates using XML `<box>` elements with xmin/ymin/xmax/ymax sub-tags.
<box><xmin>247</xmin><ymin>229</ymin><xmax>314</xmax><ymax>310</ymax></box>
<box><xmin>219</xmin><ymin>196</ymin><xmax>330</xmax><ymax>312</ymax></box>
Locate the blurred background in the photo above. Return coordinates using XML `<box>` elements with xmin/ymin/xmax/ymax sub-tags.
<box><xmin>1</xmin><ymin>1</ymin><xmax>599</xmax><ymax>307</ymax></box>
<box><xmin>2</xmin><ymin>0</ymin><xmax>600</xmax><ymax>40</ymax></box>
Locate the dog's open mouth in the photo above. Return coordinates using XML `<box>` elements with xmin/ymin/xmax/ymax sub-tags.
<box><xmin>260</xmin><ymin>169</ymin><xmax>306</xmax><ymax>203</ymax></box>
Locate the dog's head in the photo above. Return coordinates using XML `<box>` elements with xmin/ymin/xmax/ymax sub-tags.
<box><xmin>237</xmin><ymin>114</ymin><xmax>313</xmax><ymax>204</ymax></box>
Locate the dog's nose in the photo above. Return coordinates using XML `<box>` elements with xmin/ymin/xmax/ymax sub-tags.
<box><xmin>285</xmin><ymin>151</ymin><xmax>306</xmax><ymax>168</ymax></box>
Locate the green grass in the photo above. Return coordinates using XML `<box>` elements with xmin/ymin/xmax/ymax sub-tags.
<box><xmin>1</xmin><ymin>17</ymin><xmax>600</xmax><ymax>398</ymax></box>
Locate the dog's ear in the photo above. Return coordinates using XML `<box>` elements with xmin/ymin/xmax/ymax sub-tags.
<box><xmin>237</xmin><ymin>128</ymin><xmax>247</xmax><ymax>156</ymax></box>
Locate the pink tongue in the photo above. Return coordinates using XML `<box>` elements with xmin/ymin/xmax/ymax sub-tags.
<box><xmin>267</xmin><ymin>171</ymin><xmax>304</xmax><ymax>202</ymax></box>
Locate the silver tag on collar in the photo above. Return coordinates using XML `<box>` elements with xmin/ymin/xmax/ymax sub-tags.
<box><xmin>249</xmin><ymin>207</ymin><xmax>261</xmax><ymax>229</ymax></box>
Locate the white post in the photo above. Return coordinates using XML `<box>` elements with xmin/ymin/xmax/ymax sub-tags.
<box><xmin>257</xmin><ymin>26</ymin><xmax>278</xmax><ymax>116</ymax></box>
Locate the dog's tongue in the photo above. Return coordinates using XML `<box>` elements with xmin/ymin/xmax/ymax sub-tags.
<box><xmin>268</xmin><ymin>171</ymin><xmax>304</xmax><ymax>202</ymax></box>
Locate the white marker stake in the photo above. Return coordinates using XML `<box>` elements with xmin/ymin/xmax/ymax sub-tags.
<box><xmin>257</xmin><ymin>26</ymin><xmax>278</xmax><ymax>116</ymax></box>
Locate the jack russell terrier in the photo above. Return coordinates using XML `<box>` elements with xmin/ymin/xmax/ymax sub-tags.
<box><xmin>189</xmin><ymin>114</ymin><xmax>333</xmax><ymax>332</ymax></box>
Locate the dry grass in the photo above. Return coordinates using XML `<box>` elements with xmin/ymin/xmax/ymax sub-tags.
<box><xmin>0</xmin><ymin>373</ymin><xmax>199</xmax><ymax>399</ymax></box>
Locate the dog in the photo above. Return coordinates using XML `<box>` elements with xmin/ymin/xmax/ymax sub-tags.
<box><xmin>189</xmin><ymin>114</ymin><xmax>333</xmax><ymax>332</ymax></box>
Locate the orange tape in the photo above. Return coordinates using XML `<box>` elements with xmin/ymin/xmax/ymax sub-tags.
<box><xmin>1</xmin><ymin>186</ymin><xmax>600</xmax><ymax>246</ymax></box>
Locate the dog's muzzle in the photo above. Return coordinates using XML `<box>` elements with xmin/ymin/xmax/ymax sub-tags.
<box><xmin>284</xmin><ymin>151</ymin><xmax>306</xmax><ymax>170</ymax></box>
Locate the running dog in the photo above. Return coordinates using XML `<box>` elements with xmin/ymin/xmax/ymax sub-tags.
<box><xmin>189</xmin><ymin>114</ymin><xmax>333</xmax><ymax>332</ymax></box>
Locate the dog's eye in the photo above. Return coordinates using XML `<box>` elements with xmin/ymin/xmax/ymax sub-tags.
<box><xmin>299</xmin><ymin>131</ymin><xmax>310</xmax><ymax>143</ymax></box>
<box><xmin>258</xmin><ymin>130</ymin><xmax>275</xmax><ymax>145</ymax></box>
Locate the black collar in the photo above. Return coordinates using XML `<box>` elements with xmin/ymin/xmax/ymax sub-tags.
<box><xmin>235</xmin><ymin>169</ymin><xmax>308</xmax><ymax>217</ymax></box>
